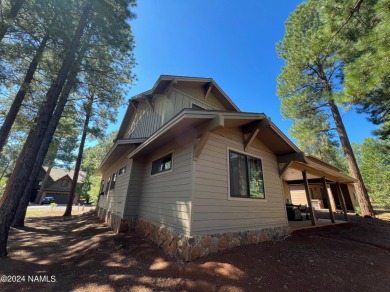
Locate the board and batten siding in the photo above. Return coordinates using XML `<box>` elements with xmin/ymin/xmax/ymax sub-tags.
<box><xmin>192</xmin><ymin>127</ymin><xmax>288</xmax><ymax>236</ymax></box>
<box><xmin>124</xmin><ymin>88</ymin><xmax>227</xmax><ymax>140</ymax></box>
<box><xmin>124</xmin><ymin>140</ymin><xmax>194</xmax><ymax>235</ymax></box>
<box><xmin>98</xmin><ymin>153</ymin><xmax>132</xmax><ymax>218</ymax></box>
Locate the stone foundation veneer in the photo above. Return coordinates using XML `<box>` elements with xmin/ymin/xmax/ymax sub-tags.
<box><xmin>95</xmin><ymin>206</ymin><xmax>290</xmax><ymax>261</ymax></box>
<box><xmin>133</xmin><ymin>219</ymin><xmax>290</xmax><ymax>261</ymax></box>
<box><xmin>95</xmin><ymin>206</ymin><xmax>124</xmax><ymax>233</ymax></box>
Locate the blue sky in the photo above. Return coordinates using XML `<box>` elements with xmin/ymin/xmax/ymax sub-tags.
<box><xmin>108</xmin><ymin>0</ymin><xmax>376</xmax><ymax>144</ymax></box>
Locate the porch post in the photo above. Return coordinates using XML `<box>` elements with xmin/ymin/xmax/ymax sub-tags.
<box><xmin>336</xmin><ymin>182</ymin><xmax>349</xmax><ymax>222</ymax></box>
<box><xmin>302</xmin><ymin>170</ymin><xmax>316</xmax><ymax>226</ymax></box>
<box><xmin>321</xmin><ymin>177</ymin><xmax>336</xmax><ymax>223</ymax></box>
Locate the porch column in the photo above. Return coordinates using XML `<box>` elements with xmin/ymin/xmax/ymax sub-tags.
<box><xmin>302</xmin><ymin>170</ymin><xmax>316</xmax><ymax>226</ymax></box>
<box><xmin>321</xmin><ymin>177</ymin><xmax>336</xmax><ymax>223</ymax></box>
<box><xmin>336</xmin><ymin>182</ymin><xmax>349</xmax><ymax>222</ymax></box>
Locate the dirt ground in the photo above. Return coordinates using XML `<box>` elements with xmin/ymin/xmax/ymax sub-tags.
<box><xmin>1</xmin><ymin>212</ymin><xmax>390</xmax><ymax>292</ymax></box>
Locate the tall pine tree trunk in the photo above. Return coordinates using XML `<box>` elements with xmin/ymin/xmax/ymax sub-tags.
<box><xmin>0</xmin><ymin>33</ymin><xmax>49</xmax><ymax>154</ymax></box>
<box><xmin>0</xmin><ymin>3</ymin><xmax>92</xmax><ymax>257</ymax></box>
<box><xmin>328</xmin><ymin>100</ymin><xmax>375</xmax><ymax>216</ymax></box>
<box><xmin>35</xmin><ymin>162</ymin><xmax>54</xmax><ymax>204</ymax></box>
<box><xmin>0</xmin><ymin>0</ymin><xmax>26</xmax><ymax>42</ymax></box>
<box><xmin>63</xmin><ymin>96</ymin><xmax>93</xmax><ymax>216</ymax></box>
<box><xmin>12</xmin><ymin>147</ymin><xmax>57</xmax><ymax>228</ymax></box>
<box><xmin>317</xmin><ymin>64</ymin><xmax>375</xmax><ymax>217</ymax></box>
<box><xmin>10</xmin><ymin>41</ymin><xmax>88</xmax><ymax>228</ymax></box>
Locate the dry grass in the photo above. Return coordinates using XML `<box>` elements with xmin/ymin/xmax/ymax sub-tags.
<box><xmin>26</xmin><ymin>206</ymin><xmax>95</xmax><ymax>217</ymax></box>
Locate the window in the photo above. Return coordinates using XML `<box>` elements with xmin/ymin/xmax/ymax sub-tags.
<box><xmin>61</xmin><ymin>179</ymin><xmax>68</xmax><ymax>187</ymax></box>
<box><xmin>151</xmin><ymin>153</ymin><xmax>172</xmax><ymax>175</ymax></box>
<box><xmin>105</xmin><ymin>176</ymin><xmax>111</xmax><ymax>194</ymax></box>
<box><xmin>110</xmin><ymin>172</ymin><xmax>117</xmax><ymax>190</ymax></box>
<box><xmin>229</xmin><ymin>150</ymin><xmax>265</xmax><ymax>199</ymax></box>
<box><xmin>118</xmin><ymin>165</ymin><xmax>127</xmax><ymax>175</ymax></box>
<box><xmin>192</xmin><ymin>103</ymin><xmax>204</xmax><ymax>110</ymax></box>
<box><xmin>99</xmin><ymin>179</ymin><xmax>105</xmax><ymax>196</ymax></box>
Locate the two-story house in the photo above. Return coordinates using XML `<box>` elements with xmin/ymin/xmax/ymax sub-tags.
<box><xmin>96</xmin><ymin>75</ymin><xmax>359</xmax><ymax>261</ymax></box>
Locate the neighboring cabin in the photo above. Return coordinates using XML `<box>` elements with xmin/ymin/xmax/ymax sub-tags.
<box><xmin>32</xmin><ymin>167</ymin><xmax>86</xmax><ymax>204</ymax></box>
<box><xmin>96</xmin><ymin>75</ymin><xmax>359</xmax><ymax>261</ymax></box>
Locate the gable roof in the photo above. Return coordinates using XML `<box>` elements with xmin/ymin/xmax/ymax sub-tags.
<box><xmin>126</xmin><ymin>109</ymin><xmax>302</xmax><ymax>158</ymax></box>
<box><xmin>42</xmin><ymin>167</ymin><xmax>86</xmax><ymax>183</ymax></box>
<box><xmin>116</xmin><ymin>75</ymin><xmax>241</xmax><ymax>140</ymax></box>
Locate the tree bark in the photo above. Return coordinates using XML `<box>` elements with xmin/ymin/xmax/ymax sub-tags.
<box><xmin>0</xmin><ymin>3</ymin><xmax>92</xmax><ymax>257</ymax></box>
<box><xmin>10</xmin><ymin>41</ymin><xmax>88</xmax><ymax>228</ymax></box>
<box><xmin>0</xmin><ymin>0</ymin><xmax>26</xmax><ymax>42</ymax></box>
<box><xmin>12</xmin><ymin>149</ymin><xmax>56</xmax><ymax>228</ymax></box>
<box><xmin>0</xmin><ymin>161</ymin><xmax>9</xmax><ymax>181</ymax></box>
<box><xmin>315</xmin><ymin>62</ymin><xmax>375</xmax><ymax>217</ymax></box>
<box><xmin>63</xmin><ymin>96</ymin><xmax>93</xmax><ymax>216</ymax></box>
<box><xmin>328</xmin><ymin>99</ymin><xmax>375</xmax><ymax>216</ymax></box>
<box><xmin>35</xmin><ymin>162</ymin><xmax>54</xmax><ymax>204</ymax></box>
<box><xmin>0</xmin><ymin>33</ymin><xmax>49</xmax><ymax>154</ymax></box>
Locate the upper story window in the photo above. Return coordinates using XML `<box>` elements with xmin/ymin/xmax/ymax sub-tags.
<box><xmin>192</xmin><ymin>103</ymin><xmax>204</xmax><ymax>110</ymax></box>
<box><xmin>99</xmin><ymin>179</ymin><xmax>105</xmax><ymax>196</ymax></box>
<box><xmin>110</xmin><ymin>172</ymin><xmax>117</xmax><ymax>190</ymax></box>
<box><xmin>229</xmin><ymin>150</ymin><xmax>265</xmax><ymax>199</ymax></box>
<box><xmin>151</xmin><ymin>153</ymin><xmax>172</xmax><ymax>175</ymax></box>
<box><xmin>118</xmin><ymin>165</ymin><xmax>127</xmax><ymax>175</ymax></box>
<box><xmin>105</xmin><ymin>176</ymin><xmax>111</xmax><ymax>194</ymax></box>
<box><xmin>61</xmin><ymin>179</ymin><xmax>68</xmax><ymax>187</ymax></box>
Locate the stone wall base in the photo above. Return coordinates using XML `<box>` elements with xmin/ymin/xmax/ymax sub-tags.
<box><xmin>95</xmin><ymin>206</ymin><xmax>125</xmax><ymax>233</ymax></box>
<box><xmin>132</xmin><ymin>218</ymin><xmax>290</xmax><ymax>261</ymax></box>
<box><xmin>95</xmin><ymin>206</ymin><xmax>290</xmax><ymax>261</ymax></box>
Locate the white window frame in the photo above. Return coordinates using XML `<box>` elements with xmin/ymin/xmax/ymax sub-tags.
<box><xmin>150</xmin><ymin>151</ymin><xmax>174</xmax><ymax>177</ymax></box>
<box><xmin>226</xmin><ymin>147</ymin><xmax>267</xmax><ymax>202</ymax></box>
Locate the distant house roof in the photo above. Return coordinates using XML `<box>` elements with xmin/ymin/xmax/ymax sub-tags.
<box><xmin>42</xmin><ymin>167</ymin><xmax>86</xmax><ymax>183</ymax></box>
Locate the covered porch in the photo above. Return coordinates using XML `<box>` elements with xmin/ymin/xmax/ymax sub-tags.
<box><xmin>278</xmin><ymin>155</ymin><xmax>358</xmax><ymax>227</ymax></box>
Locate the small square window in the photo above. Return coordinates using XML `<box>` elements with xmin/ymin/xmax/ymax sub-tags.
<box><xmin>151</xmin><ymin>153</ymin><xmax>172</xmax><ymax>175</ymax></box>
<box><xmin>61</xmin><ymin>179</ymin><xmax>68</xmax><ymax>187</ymax></box>
<box><xmin>118</xmin><ymin>165</ymin><xmax>127</xmax><ymax>175</ymax></box>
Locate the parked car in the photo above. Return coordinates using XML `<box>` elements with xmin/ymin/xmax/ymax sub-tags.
<box><xmin>41</xmin><ymin>196</ymin><xmax>55</xmax><ymax>205</ymax></box>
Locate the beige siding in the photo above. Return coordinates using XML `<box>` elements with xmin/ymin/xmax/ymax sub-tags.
<box><xmin>98</xmin><ymin>153</ymin><xmax>132</xmax><ymax>218</ymax></box>
<box><xmin>124</xmin><ymin>141</ymin><xmax>194</xmax><ymax>235</ymax></box>
<box><xmin>282</xmin><ymin>181</ymin><xmax>292</xmax><ymax>203</ymax></box>
<box><xmin>289</xmin><ymin>185</ymin><xmax>307</xmax><ymax>206</ymax></box>
<box><xmin>124</xmin><ymin>88</ymin><xmax>227</xmax><ymax>140</ymax></box>
<box><xmin>290</xmin><ymin>184</ymin><xmax>337</xmax><ymax>210</ymax></box>
<box><xmin>192</xmin><ymin>127</ymin><xmax>288</xmax><ymax>236</ymax></box>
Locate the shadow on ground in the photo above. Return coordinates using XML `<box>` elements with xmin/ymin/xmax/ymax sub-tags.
<box><xmin>0</xmin><ymin>212</ymin><xmax>390</xmax><ymax>291</ymax></box>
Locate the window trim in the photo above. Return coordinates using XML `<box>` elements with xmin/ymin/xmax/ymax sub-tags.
<box><xmin>151</xmin><ymin>151</ymin><xmax>174</xmax><ymax>176</ymax></box>
<box><xmin>226</xmin><ymin>147</ymin><xmax>267</xmax><ymax>202</ymax></box>
<box><xmin>118</xmin><ymin>165</ymin><xmax>127</xmax><ymax>176</ymax></box>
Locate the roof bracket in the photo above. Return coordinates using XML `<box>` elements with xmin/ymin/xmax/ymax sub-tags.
<box><xmin>279</xmin><ymin>161</ymin><xmax>292</xmax><ymax>177</ymax></box>
<box><xmin>242</xmin><ymin>118</ymin><xmax>270</xmax><ymax>134</ymax></box>
<box><xmin>145</xmin><ymin>95</ymin><xmax>154</xmax><ymax>111</ymax></box>
<box><xmin>130</xmin><ymin>99</ymin><xmax>138</xmax><ymax>109</ymax></box>
<box><xmin>196</xmin><ymin>114</ymin><xmax>224</xmax><ymax>136</ymax></box>
<box><xmin>194</xmin><ymin>132</ymin><xmax>210</xmax><ymax>161</ymax></box>
<box><xmin>204</xmin><ymin>81</ymin><xmax>214</xmax><ymax>99</ymax></box>
<box><xmin>277</xmin><ymin>152</ymin><xmax>307</xmax><ymax>164</ymax></box>
<box><xmin>244</xmin><ymin>128</ymin><xmax>259</xmax><ymax>151</ymax></box>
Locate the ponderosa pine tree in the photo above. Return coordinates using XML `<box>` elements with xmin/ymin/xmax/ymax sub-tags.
<box><xmin>277</xmin><ymin>0</ymin><xmax>375</xmax><ymax>216</ymax></box>
<box><xmin>0</xmin><ymin>1</ymin><xmax>93</xmax><ymax>256</ymax></box>
<box><xmin>0</xmin><ymin>0</ymin><xmax>26</xmax><ymax>42</ymax></box>
<box><xmin>321</xmin><ymin>0</ymin><xmax>390</xmax><ymax>141</ymax></box>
